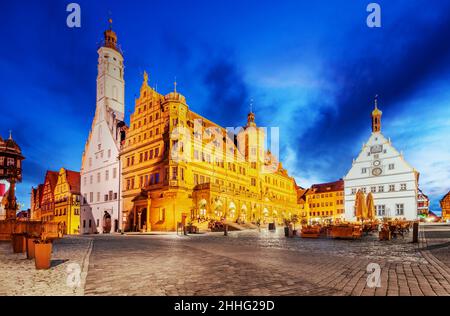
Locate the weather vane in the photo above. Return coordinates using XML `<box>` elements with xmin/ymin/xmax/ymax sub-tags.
<box><xmin>108</xmin><ymin>11</ymin><xmax>113</xmax><ymax>29</ymax></box>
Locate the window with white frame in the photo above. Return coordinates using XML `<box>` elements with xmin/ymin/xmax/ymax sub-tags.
<box><xmin>389</xmin><ymin>184</ymin><xmax>395</xmax><ymax>192</ymax></box>
<box><xmin>400</xmin><ymin>184</ymin><xmax>407</xmax><ymax>191</ymax></box>
<box><xmin>376</xmin><ymin>205</ymin><xmax>386</xmax><ymax>216</ymax></box>
<box><xmin>389</xmin><ymin>163</ymin><xmax>395</xmax><ymax>170</ymax></box>
<box><xmin>396</xmin><ymin>204</ymin><xmax>404</xmax><ymax>216</ymax></box>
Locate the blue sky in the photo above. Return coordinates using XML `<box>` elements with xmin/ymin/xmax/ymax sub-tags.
<box><xmin>1</xmin><ymin>0</ymin><xmax>449</xmax><ymax>213</ymax></box>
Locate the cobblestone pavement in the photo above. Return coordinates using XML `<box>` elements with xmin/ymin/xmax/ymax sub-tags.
<box><xmin>2</xmin><ymin>225</ymin><xmax>449</xmax><ymax>296</ymax></box>
<box><xmin>83</xmin><ymin>225</ymin><xmax>450</xmax><ymax>296</ymax></box>
<box><xmin>0</xmin><ymin>237</ymin><xmax>92</xmax><ymax>296</ymax></box>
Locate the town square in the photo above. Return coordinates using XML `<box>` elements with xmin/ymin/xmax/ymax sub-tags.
<box><xmin>1</xmin><ymin>224</ymin><xmax>450</xmax><ymax>296</ymax></box>
<box><xmin>1</xmin><ymin>0</ymin><xmax>450</xmax><ymax>300</ymax></box>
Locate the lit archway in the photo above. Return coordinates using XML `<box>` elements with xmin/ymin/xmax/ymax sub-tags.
<box><xmin>214</xmin><ymin>199</ymin><xmax>223</xmax><ymax>219</ymax></box>
<box><xmin>228</xmin><ymin>202</ymin><xmax>236</xmax><ymax>220</ymax></box>
<box><xmin>199</xmin><ymin>199</ymin><xmax>207</xmax><ymax>218</ymax></box>
<box><xmin>240</xmin><ymin>204</ymin><xmax>247</xmax><ymax>222</ymax></box>
<box><xmin>263</xmin><ymin>207</ymin><xmax>269</xmax><ymax>223</ymax></box>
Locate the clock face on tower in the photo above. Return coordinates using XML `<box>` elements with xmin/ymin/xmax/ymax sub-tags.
<box><xmin>373</xmin><ymin>160</ymin><xmax>381</xmax><ymax>167</ymax></box>
<box><xmin>372</xmin><ymin>167</ymin><xmax>382</xmax><ymax>176</ymax></box>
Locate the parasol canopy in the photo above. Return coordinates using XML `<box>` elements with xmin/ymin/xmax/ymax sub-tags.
<box><xmin>354</xmin><ymin>190</ymin><xmax>368</xmax><ymax>220</ymax></box>
<box><xmin>366</xmin><ymin>192</ymin><xmax>376</xmax><ymax>220</ymax></box>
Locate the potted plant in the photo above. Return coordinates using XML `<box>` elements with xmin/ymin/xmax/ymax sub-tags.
<box><xmin>26</xmin><ymin>233</ymin><xmax>40</xmax><ymax>260</ymax></box>
<box><xmin>291</xmin><ymin>215</ymin><xmax>299</xmax><ymax>236</ymax></box>
<box><xmin>12</xmin><ymin>232</ymin><xmax>27</xmax><ymax>254</ymax></box>
<box><xmin>283</xmin><ymin>218</ymin><xmax>291</xmax><ymax>237</ymax></box>
<box><xmin>34</xmin><ymin>233</ymin><xmax>52</xmax><ymax>270</ymax></box>
<box><xmin>186</xmin><ymin>219</ymin><xmax>198</xmax><ymax>234</ymax></box>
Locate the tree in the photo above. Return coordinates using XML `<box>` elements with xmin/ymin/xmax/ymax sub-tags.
<box><xmin>291</xmin><ymin>214</ymin><xmax>299</xmax><ymax>230</ymax></box>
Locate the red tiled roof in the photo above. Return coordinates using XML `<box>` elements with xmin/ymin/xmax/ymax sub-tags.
<box><xmin>37</xmin><ymin>184</ymin><xmax>44</xmax><ymax>203</ymax></box>
<box><xmin>311</xmin><ymin>180</ymin><xmax>344</xmax><ymax>193</ymax></box>
<box><xmin>297</xmin><ymin>188</ymin><xmax>310</xmax><ymax>202</ymax></box>
<box><xmin>45</xmin><ymin>171</ymin><xmax>59</xmax><ymax>191</ymax></box>
<box><xmin>65</xmin><ymin>170</ymin><xmax>81</xmax><ymax>194</ymax></box>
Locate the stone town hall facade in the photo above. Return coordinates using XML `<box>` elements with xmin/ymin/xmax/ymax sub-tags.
<box><xmin>121</xmin><ymin>74</ymin><xmax>300</xmax><ymax>232</ymax></box>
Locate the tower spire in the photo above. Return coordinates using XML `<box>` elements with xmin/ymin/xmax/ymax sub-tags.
<box><xmin>143</xmin><ymin>71</ymin><xmax>148</xmax><ymax>85</ymax></box>
<box><xmin>174</xmin><ymin>77</ymin><xmax>177</xmax><ymax>93</ymax></box>
<box><xmin>247</xmin><ymin>99</ymin><xmax>256</xmax><ymax>127</ymax></box>
<box><xmin>371</xmin><ymin>95</ymin><xmax>382</xmax><ymax>133</ymax></box>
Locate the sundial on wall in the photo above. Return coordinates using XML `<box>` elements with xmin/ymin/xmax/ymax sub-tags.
<box><xmin>372</xmin><ymin>167</ymin><xmax>382</xmax><ymax>176</ymax></box>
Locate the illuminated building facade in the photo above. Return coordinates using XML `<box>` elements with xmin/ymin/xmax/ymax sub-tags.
<box><xmin>53</xmin><ymin>168</ymin><xmax>81</xmax><ymax>235</ymax></box>
<box><xmin>40</xmin><ymin>171</ymin><xmax>58</xmax><ymax>222</ymax></box>
<box><xmin>305</xmin><ymin>180</ymin><xmax>345</xmax><ymax>223</ymax></box>
<box><xmin>30</xmin><ymin>184</ymin><xmax>44</xmax><ymax>220</ymax></box>
<box><xmin>121</xmin><ymin>74</ymin><xmax>300</xmax><ymax>232</ymax></box>
<box><xmin>344</xmin><ymin>99</ymin><xmax>419</xmax><ymax>221</ymax></box>
<box><xmin>441</xmin><ymin>192</ymin><xmax>450</xmax><ymax>221</ymax></box>
<box><xmin>417</xmin><ymin>188</ymin><xmax>429</xmax><ymax>218</ymax></box>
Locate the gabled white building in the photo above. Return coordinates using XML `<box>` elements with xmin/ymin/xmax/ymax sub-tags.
<box><xmin>344</xmin><ymin>99</ymin><xmax>419</xmax><ymax>221</ymax></box>
<box><xmin>80</xmin><ymin>22</ymin><xmax>126</xmax><ymax>234</ymax></box>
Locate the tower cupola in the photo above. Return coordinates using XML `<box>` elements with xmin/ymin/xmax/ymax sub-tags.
<box><xmin>372</xmin><ymin>95</ymin><xmax>382</xmax><ymax>133</ymax></box>
<box><xmin>246</xmin><ymin>99</ymin><xmax>256</xmax><ymax>128</ymax></box>
<box><xmin>247</xmin><ymin>112</ymin><xmax>256</xmax><ymax>128</ymax></box>
<box><xmin>103</xmin><ymin>19</ymin><xmax>120</xmax><ymax>53</ymax></box>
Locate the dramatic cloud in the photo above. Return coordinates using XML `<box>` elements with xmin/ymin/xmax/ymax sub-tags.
<box><xmin>201</xmin><ymin>57</ymin><xmax>250</xmax><ymax>127</ymax></box>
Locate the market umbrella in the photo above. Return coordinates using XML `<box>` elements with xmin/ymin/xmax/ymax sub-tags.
<box><xmin>366</xmin><ymin>192</ymin><xmax>376</xmax><ymax>220</ymax></box>
<box><xmin>354</xmin><ymin>190</ymin><xmax>362</xmax><ymax>219</ymax></box>
<box><xmin>354</xmin><ymin>190</ymin><xmax>368</xmax><ymax>221</ymax></box>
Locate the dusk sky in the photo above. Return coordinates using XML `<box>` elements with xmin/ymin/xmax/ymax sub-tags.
<box><xmin>1</xmin><ymin>0</ymin><xmax>449</xmax><ymax>213</ymax></box>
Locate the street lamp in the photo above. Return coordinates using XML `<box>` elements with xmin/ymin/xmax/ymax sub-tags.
<box><xmin>0</xmin><ymin>132</ymin><xmax>25</xmax><ymax>220</ymax></box>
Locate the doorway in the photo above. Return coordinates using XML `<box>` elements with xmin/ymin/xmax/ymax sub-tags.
<box><xmin>103</xmin><ymin>211</ymin><xmax>112</xmax><ymax>234</ymax></box>
<box><xmin>139</xmin><ymin>208</ymin><xmax>147</xmax><ymax>231</ymax></box>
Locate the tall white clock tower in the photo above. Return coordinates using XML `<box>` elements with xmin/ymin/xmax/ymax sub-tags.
<box><xmin>344</xmin><ymin>98</ymin><xmax>419</xmax><ymax>221</ymax></box>
<box><xmin>80</xmin><ymin>21</ymin><xmax>127</xmax><ymax>234</ymax></box>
